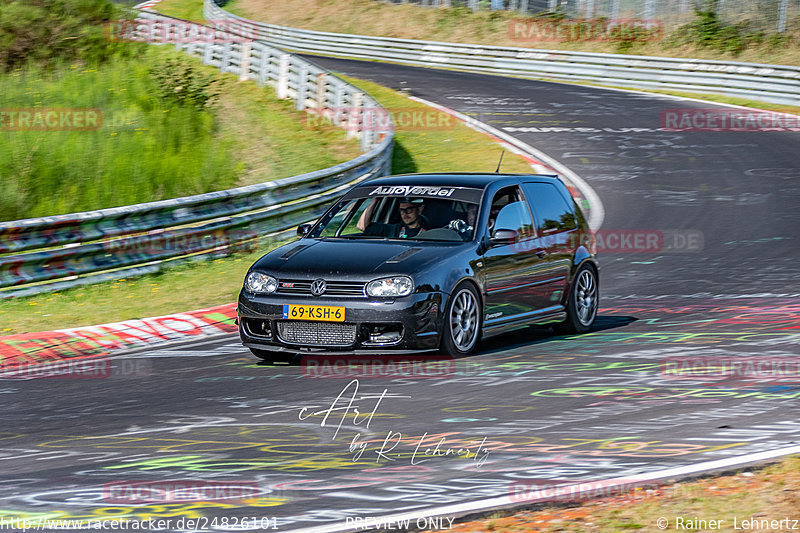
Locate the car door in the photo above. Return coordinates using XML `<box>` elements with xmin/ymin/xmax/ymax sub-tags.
<box><xmin>481</xmin><ymin>186</ymin><xmax>553</xmax><ymax>329</ymax></box>
<box><xmin>521</xmin><ymin>181</ymin><xmax>578</xmax><ymax>307</ymax></box>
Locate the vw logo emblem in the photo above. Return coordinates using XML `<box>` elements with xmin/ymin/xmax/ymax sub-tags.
<box><xmin>310</xmin><ymin>278</ymin><xmax>327</xmax><ymax>296</ymax></box>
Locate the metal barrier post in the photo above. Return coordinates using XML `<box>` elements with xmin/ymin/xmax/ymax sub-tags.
<box><xmin>202</xmin><ymin>41</ymin><xmax>214</xmax><ymax>65</ymax></box>
<box><xmin>220</xmin><ymin>42</ymin><xmax>232</xmax><ymax>72</ymax></box>
<box><xmin>239</xmin><ymin>41</ymin><xmax>251</xmax><ymax>81</ymax></box>
<box><xmin>277</xmin><ymin>54</ymin><xmax>290</xmax><ymax>99</ymax></box>
<box><xmin>778</xmin><ymin>0</ymin><xmax>788</xmax><ymax>32</ymax></box>
<box><xmin>316</xmin><ymin>73</ymin><xmax>327</xmax><ymax>111</ymax></box>
<box><xmin>296</xmin><ymin>65</ymin><xmax>309</xmax><ymax>110</ymax></box>
<box><xmin>346</xmin><ymin>92</ymin><xmax>363</xmax><ymax>140</ymax></box>
<box><xmin>257</xmin><ymin>48</ymin><xmax>269</xmax><ymax>86</ymax></box>
<box><xmin>333</xmin><ymin>84</ymin><xmax>345</xmax><ymax>124</ymax></box>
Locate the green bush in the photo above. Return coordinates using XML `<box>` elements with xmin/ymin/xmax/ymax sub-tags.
<box><xmin>614</xmin><ymin>23</ymin><xmax>661</xmax><ymax>53</ymax></box>
<box><xmin>149</xmin><ymin>56</ymin><xmax>220</xmax><ymax>110</ymax></box>
<box><xmin>666</xmin><ymin>1</ymin><xmax>760</xmax><ymax>55</ymax></box>
<box><xmin>0</xmin><ymin>49</ymin><xmax>239</xmax><ymax>221</ymax></box>
<box><xmin>0</xmin><ymin>0</ymin><xmax>136</xmax><ymax>71</ymax></box>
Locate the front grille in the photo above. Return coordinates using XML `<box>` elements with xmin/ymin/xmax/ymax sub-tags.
<box><xmin>276</xmin><ymin>321</ymin><xmax>357</xmax><ymax>346</ymax></box>
<box><xmin>276</xmin><ymin>279</ymin><xmax>366</xmax><ymax>297</ymax></box>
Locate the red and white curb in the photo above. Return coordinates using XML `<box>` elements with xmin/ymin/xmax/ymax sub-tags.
<box><xmin>0</xmin><ymin>303</ymin><xmax>237</xmax><ymax>368</ymax></box>
<box><xmin>133</xmin><ymin>0</ymin><xmax>165</xmax><ymax>10</ymax></box>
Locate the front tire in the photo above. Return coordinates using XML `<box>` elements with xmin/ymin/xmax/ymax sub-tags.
<box><xmin>440</xmin><ymin>283</ymin><xmax>482</xmax><ymax>356</ymax></box>
<box><xmin>558</xmin><ymin>264</ymin><xmax>598</xmax><ymax>334</ymax></box>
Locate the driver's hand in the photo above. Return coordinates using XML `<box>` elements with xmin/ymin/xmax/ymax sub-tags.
<box><xmin>447</xmin><ymin>219</ymin><xmax>472</xmax><ymax>233</ymax></box>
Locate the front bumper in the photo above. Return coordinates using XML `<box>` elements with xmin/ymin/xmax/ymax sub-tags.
<box><xmin>237</xmin><ymin>291</ymin><xmax>444</xmax><ymax>353</ymax></box>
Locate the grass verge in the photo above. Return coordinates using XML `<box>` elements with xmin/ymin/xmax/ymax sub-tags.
<box><xmin>0</xmin><ymin>50</ymin><xmax>239</xmax><ymax>221</ymax></box>
<box><xmin>211</xmin><ymin>63</ymin><xmax>360</xmax><ymax>187</ymax></box>
<box><xmin>0</xmin><ymin>248</ymin><xmax>269</xmax><ymax>337</ymax></box>
<box><xmin>150</xmin><ymin>0</ymin><xmax>205</xmax><ymax>22</ymax></box>
<box><xmin>0</xmin><ymin>46</ymin><xmax>359</xmax><ymax>221</ymax></box>
<box><xmin>336</xmin><ymin>74</ymin><xmax>533</xmax><ymax>175</ymax></box>
<box><xmin>1</xmin><ymin>76</ymin><xmax>533</xmax><ymax>334</ymax></box>
<box><xmin>445</xmin><ymin>455</ymin><xmax>800</xmax><ymax>532</ymax></box>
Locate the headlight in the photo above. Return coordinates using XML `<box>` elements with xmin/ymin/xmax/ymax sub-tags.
<box><xmin>366</xmin><ymin>276</ymin><xmax>413</xmax><ymax>297</ymax></box>
<box><xmin>245</xmin><ymin>272</ymin><xmax>278</xmax><ymax>294</ymax></box>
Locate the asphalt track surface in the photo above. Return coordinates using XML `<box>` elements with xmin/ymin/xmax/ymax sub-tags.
<box><xmin>3</xmin><ymin>59</ymin><xmax>799</xmax><ymax>532</ymax></box>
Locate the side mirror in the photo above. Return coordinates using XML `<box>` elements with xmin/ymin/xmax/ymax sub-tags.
<box><xmin>491</xmin><ymin>229</ymin><xmax>517</xmax><ymax>246</ymax></box>
<box><xmin>297</xmin><ymin>223</ymin><xmax>313</xmax><ymax>237</ymax></box>
<box><xmin>478</xmin><ymin>234</ymin><xmax>492</xmax><ymax>254</ymax></box>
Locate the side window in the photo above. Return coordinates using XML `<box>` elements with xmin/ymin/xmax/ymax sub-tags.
<box><xmin>522</xmin><ymin>182</ymin><xmax>577</xmax><ymax>234</ymax></box>
<box><xmin>320</xmin><ymin>199</ymin><xmax>367</xmax><ymax>237</ymax></box>
<box><xmin>339</xmin><ymin>199</ymin><xmax>372</xmax><ymax>236</ymax></box>
<box><xmin>488</xmin><ymin>186</ymin><xmax>534</xmax><ymax>242</ymax></box>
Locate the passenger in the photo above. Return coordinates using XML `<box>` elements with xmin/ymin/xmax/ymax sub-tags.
<box><xmin>447</xmin><ymin>203</ymin><xmax>478</xmax><ymax>235</ymax></box>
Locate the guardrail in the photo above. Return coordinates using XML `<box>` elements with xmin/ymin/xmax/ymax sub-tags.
<box><xmin>205</xmin><ymin>0</ymin><xmax>800</xmax><ymax>107</ymax></box>
<box><xmin>0</xmin><ymin>10</ymin><xmax>394</xmax><ymax>299</ymax></box>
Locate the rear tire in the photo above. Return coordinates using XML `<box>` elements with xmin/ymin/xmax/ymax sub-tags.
<box><xmin>557</xmin><ymin>264</ymin><xmax>598</xmax><ymax>334</ymax></box>
<box><xmin>440</xmin><ymin>283</ymin><xmax>482</xmax><ymax>357</ymax></box>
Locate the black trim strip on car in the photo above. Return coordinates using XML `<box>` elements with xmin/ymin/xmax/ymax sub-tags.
<box><xmin>280</xmin><ymin>244</ymin><xmax>313</xmax><ymax>260</ymax></box>
<box><xmin>483</xmin><ymin>305</ymin><xmax>564</xmax><ymax>327</ymax></box>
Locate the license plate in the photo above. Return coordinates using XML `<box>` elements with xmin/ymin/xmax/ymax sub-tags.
<box><xmin>282</xmin><ymin>304</ymin><xmax>345</xmax><ymax>322</ymax></box>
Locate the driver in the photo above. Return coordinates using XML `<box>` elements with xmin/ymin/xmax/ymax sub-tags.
<box><xmin>357</xmin><ymin>197</ymin><xmax>428</xmax><ymax>238</ymax></box>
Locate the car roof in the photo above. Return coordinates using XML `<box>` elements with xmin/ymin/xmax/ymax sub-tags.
<box><xmin>363</xmin><ymin>172</ymin><xmax>561</xmax><ymax>189</ymax></box>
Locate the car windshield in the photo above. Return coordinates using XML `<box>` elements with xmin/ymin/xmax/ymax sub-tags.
<box><xmin>309</xmin><ymin>185</ymin><xmax>483</xmax><ymax>242</ymax></box>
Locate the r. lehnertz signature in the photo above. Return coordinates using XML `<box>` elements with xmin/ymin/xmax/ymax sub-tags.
<box><xmin>298</xmin><ymin>379</ymin><xmax>490</xmax><ymax>467</ymax></box>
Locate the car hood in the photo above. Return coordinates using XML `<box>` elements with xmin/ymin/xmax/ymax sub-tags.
<box><xmin>252</xmin><ymin>239</ymin><xmax>455</xmax><ymax>278</ymax></box>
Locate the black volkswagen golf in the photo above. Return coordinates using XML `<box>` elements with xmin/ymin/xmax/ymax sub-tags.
<box><xmin>238</xmin><ymin>173</ymin><xmax>598</xmax><ymax>359</ymax></box>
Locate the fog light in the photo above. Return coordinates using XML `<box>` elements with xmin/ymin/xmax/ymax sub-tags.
<box><xmin>246</xmin><ymin>318</ymin><xmax>272</xmax><ymax>338</ymax></box>
<box><xmin>370</xmin><ymin>331</ymin><xmax>401</xmax><ymax>343</ymax></box>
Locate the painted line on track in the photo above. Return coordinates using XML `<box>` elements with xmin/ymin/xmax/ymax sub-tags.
<box><xmin>571</xmin><ymin>82</ymin><xmax>800</xmax><ymax>117</ymax></box>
